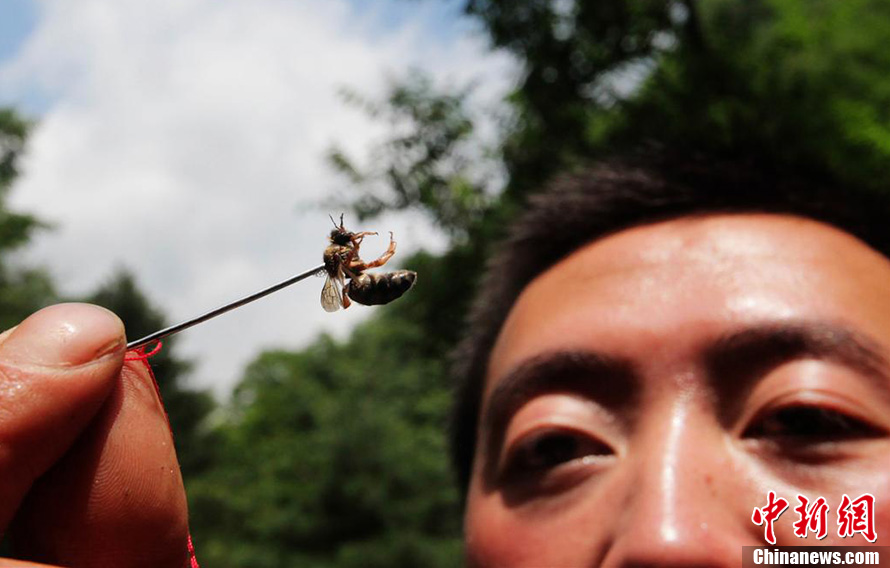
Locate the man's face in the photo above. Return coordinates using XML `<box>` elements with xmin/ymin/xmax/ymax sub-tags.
<box><xmin>465</xmin><ymin>214</ymin><xmax>890</xmax><ymax>566</ymax></box>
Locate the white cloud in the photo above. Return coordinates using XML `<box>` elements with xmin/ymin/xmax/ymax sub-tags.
<box><xmin>0</xmin><ymin>0</ymin><xmax>518</xmax><ymax>397</ymax></box>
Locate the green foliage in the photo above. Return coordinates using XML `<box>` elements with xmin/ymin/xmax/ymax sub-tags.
<box><xmin>613</xmin><ymin>0</ymin><xmax>890</xmax><ymax>190</ymax></box>
<box><xmin>0</xmin><ymin>108</ymin><xmax>56</xmax><ymax>330</ymax></box>
<box><xmin>0</xmin><ymin>109</ymin><xmax>44</xmax><ymax>251</ymax></box>
<box><xmin>469</xmin><ymin>0</ymin><xmax>890</xmax><ymax>195</ymax></box>
<box><xmin>188</xmin><ymin>307</ymin><xmax>462</xmax><ymax>567</ymax></box>
<box><xmin>328</xmin><ymin>74</ymin><xmax>497</xmax><ymax>240</ymax></box>
<box><xmin>0</xmin><ymin>109</ymin><xmax>32</xmax><ymax>193</ymax></box>
<box><xmin>466</xmin><ymin>0</ymin><xmax>680</xmax><ymax>194</ymax></box>
<box><xmin>0</xmin><ymin>266</ymin><xmax>56</xmax><ymax>335</ymax></box>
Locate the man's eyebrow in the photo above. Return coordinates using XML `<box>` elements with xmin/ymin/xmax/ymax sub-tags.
<box><xmin>706</xmin><ymin>320</ymin><xmax>890</xmax><ymax>390</ymax></box>
<box><xmin>481</xmin><ymin>351</ymin><xmax>634</xmax><ymax>444</ymax></box>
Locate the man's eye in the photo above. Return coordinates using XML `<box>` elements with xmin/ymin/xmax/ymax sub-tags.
<box><xmin>743</xmin><ymin>405</ymin><xmax>883</xmax><ymax>442</ymax></box>
<box><xmin>504</xmin><ymin>429</ymin><xmax>613</xmax><ymax>475</ymax></box>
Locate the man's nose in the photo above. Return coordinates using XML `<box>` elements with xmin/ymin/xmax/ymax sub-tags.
<box><xmin>600</xmin><ymin>400</ymin><xmax>758</xmax><ymax>567</ymax></box>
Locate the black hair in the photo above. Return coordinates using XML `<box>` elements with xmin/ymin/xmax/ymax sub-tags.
<box><xmin>448</xmin><ymin>151</ymin><xmax>890</xmax><ymax>494</ymax></box>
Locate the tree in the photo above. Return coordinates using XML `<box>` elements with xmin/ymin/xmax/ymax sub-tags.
<box><xmin>328</xmin><ymin>75</ymin><xmax>497</xmax><ymax>241</ymax></box>
<box><xmin>0</xmin><ymin>109</ymin><xmax>56</xmax><ymax>329</ymax></box>
<box><xmin>466</xmin><ymin>0</ymin><xmax>890</xmax><ymax>195</ymax></box>
<box><xmin>187</xmin><ymin>300</ymin><xmax>462</xmax><ymax>568</ymax></box>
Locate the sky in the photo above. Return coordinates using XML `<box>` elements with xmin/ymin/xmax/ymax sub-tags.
<box><xmin>0</xmin><ymin>0</ymin><xmax>518</xmax><ymax>398</ymax></box>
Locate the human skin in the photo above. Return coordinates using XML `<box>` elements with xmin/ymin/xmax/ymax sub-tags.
<box><xmin>465</xmin><ymin>214</ymin><xmax>890</xmax><ymax>566</ymax></box>
<box><xmin>0</xmin><ymin>303</ymin><xmax>191</xmax><ymax>567</ymax></box>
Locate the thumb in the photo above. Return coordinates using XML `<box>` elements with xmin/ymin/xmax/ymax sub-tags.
<box><xmin>0</xmin><ymin>303</ymin><xmax>125</xmax><ymax>533</ymax></box>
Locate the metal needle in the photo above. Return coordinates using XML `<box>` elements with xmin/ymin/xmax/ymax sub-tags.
<box><xmin>126</xmin><ymin>264</ymin><xmax>326</xmax><ymax>350</ymax></box>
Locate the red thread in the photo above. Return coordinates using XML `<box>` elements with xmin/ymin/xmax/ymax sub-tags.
<box><xmin>188</xmin><ymin>534</ymin><xmax>199</xmax><ymax>568</ymax></box>
<box><xmin>124</xmin><ymin>340</ymin><xmax>163</xmax><ymax>361</ymax></box>
<box><xmin>125</xmin><ymin>343</ymin><xmax>201</xmax><ymax>568</ymax></box>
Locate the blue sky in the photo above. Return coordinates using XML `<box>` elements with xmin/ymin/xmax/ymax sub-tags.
<box><xmin>0</xmin><ymin>0</ymin><xmax>36</xmax><ymax>63</ymax></box>
<box><xmin>346</xmin><ymin>0</ymin><xmax>476</xmax><ymax>40</ymax></box>
<box><xmin>0</xmin><ymin>1</ymin><xmax>482</xmax><ymax>70</ymax></box>
<box><xmin>0</xmin><ymin>0</ymin><xmax>47</xmax><ymax>114</ymax></box>
<box><xmin>0</xmin><ymin>1</ymin><xmax>474</xmax><ymax>62</ymax></box>
<box><xmin>1</xmin><ymin>0</ymin><xmax>490</xmax><ymax>116</ymax></box>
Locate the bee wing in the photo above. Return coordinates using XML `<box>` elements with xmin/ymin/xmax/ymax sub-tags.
<box><xmin>321</xmin><ymin>273</ymin><xmax>344</xmax><ymax>312</ymax></box>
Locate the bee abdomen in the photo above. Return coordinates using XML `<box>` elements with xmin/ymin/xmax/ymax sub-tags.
<box><xmin>346</xmin><ymin>270</ymin><xmax>417</xmax><ymax>306</ymax></box>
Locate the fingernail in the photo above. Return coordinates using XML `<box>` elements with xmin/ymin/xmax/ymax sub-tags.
<box><xmin>0</xmin><ymin>303</ymin><xmax>125</xmax><ymax>368</ymax></box>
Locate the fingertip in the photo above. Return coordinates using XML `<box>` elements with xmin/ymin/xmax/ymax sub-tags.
<box><xmin>0</xmin><ymin>304</ymin><xmax>125</xmax><ymax>368</ymax></box>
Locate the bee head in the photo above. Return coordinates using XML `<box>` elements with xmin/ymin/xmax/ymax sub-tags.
<box><xmin>329</xmin><ymin>213</ymin><xmax>353</xmax><ymax>245</ymax></box>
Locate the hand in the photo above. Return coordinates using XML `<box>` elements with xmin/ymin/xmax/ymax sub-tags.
<box><xmin>0</xmin><ymin>304</ymin><xmax>191</xmax><ymax>567</ymax></box>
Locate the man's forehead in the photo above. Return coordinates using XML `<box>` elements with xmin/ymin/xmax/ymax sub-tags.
<box><xmin>519</xmin><ymin>213</ymin><xmax>890</xmax><ymax>289</ymax></box>
<box><xmin>487</xmin><ymin>213</ymin><xmax>890</xmax><ymax>383</ymax></box>
<box><xmin>550</xmin><ymin>213</ymin><xmax>877</xmax><ymax>271</ymax></box>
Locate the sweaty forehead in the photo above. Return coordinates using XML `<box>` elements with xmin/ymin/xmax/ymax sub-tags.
<box><xmin>543</xmin><ymin>213</ymin><xmax>878</xmax><ymax>277</ymax></box>
<box><xmin>488</xmin><ymin>213</ymin><xmax>890</xmax><ymax>382</ymax></box>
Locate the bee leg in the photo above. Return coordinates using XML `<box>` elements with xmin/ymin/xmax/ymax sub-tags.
<box><xmin>346</xmin><ymin>251</ymin><xmax>369</xmax><ymax>274</ymax></box>
<box><xmin>351</xmin><ymin>231</ymin><xmax>377</xmax><ymax>248</ymax></box>
<box><xmin>342</xmin><ymin>264</ymin><xmax>361</xmax><ymax>280</ymax></box>
<box><xmin>361</xmin><ymin>232</ymin><xmax>396</xmax><ymax>269</ymax></box>
<box><xmin>341</xmin><ymin>248</ymin><xmax>364</xmax><ymax>274</ymax></box>
<box><xmin>341</xmin><ymin>285</ymin><xmax>352</xmax><ymax>309</ymax></box>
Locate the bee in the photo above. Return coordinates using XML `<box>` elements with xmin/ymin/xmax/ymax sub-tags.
<box><xmin>321</xmin><ymin>215</ymin><xmax>417</xmax><ymax>311</ymax></box>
